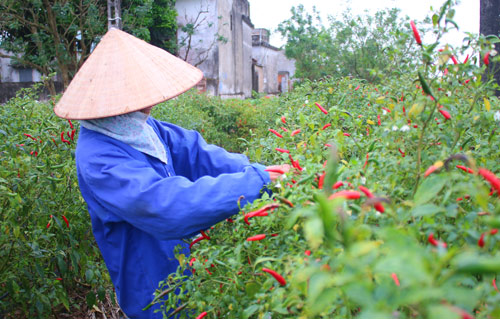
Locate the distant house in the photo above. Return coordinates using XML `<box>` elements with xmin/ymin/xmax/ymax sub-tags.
<box><xmin>252</xmin><ymin>28</ymin><xmax>295</xmax><ymax>94</ymax></box>
<box><xmin>176</xmin><ymin>0</ymin><xmax>295</xmax><ymax>98</ymax></box>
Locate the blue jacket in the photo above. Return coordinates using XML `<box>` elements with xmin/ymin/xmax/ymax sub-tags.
<box><xmin>76</xmin><ymin>117</ymin><xmax>270</xmax><ymax>318</ymax></box>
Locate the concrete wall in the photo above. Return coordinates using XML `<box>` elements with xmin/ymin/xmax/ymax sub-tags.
<box><xmin>176</xmin><ymin>0</ymin><xmax>220</xmax><ymax>95</ymax></box>
<box><xmin>252</xmin><ymin>44</ymin><xmax>296</xmax><ymax>94</ymax></box>
<box><xmin>251</xmin><ymin>45</ymin><xmax>279</xmax><ymax>94</ymax></box>
<box><xmin>0</xmin><ymin>49</ymin><xmax>43</xmax><ymax>83</ymax></box>
<box><xmin>217</xmin><ymin>0</ymin><xmax>252</xmax><ymax>99</ymax></box>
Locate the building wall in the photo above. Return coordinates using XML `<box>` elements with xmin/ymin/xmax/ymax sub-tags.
<box><xmin>217</xmin><ymin>0</ymin><xmax>252</xmax><ymax>99</ymax></box>
<box><xmin>176</xmin><ymin>0</ymin><xmax>220</xmax><ymax>95</ymax></box>
<box><xmin>0</xmin><ymin>49</ymin><xmax>43</xmax><ymax>83</ymax></box>
<box><xmin>252</xmin><ymin>45</ymin><xmax>280</xmax><ymax>94</ymax></box>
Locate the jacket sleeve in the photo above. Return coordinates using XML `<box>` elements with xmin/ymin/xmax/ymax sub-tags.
<box><xmin>154</xmin><ymin>120</ymin><xmax>255</xmax><ymax>181</ymax></box>
<box><xmin>81</xmin><ymin>148</ymin><xmax>270</xmax><ymax>240</ymax></box>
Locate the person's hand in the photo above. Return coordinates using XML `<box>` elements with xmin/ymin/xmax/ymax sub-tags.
<box><xmin>265</xmin><ymin>164</ymin><xmax>291</xmax><ymax>182</ymax></box>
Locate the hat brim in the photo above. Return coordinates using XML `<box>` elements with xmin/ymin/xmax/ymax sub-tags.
<box><xmin>54</xmin><ymin>28</ymin><xmax>203</xmax><ymax>120</ymax></box>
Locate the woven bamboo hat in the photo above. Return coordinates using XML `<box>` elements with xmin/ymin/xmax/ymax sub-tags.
<box><xmin>54</xmin><ymin>28</ymin><xmax>203</xmax><ymax>119</ymax></box>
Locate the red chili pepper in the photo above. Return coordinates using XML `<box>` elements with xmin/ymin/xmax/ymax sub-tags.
<box><xmin>318</xmin><ymin>172</ymin><xmax>325</xmax><ymax>189</ymax></box>
<box><xmin>328</xmin><ymin>190</ymin><xmax>361</xmax><ymax>200</ymax></box>
<box><xmin>201</xmin><ymin>230</ymin><xmax>211</xmax><ymax>240</ymax></box>
<box><xmin>291</xmin><ymin>129</ymin><xmax>301</xmax><ymax>137</ymax></box>
<box><xmin>195</xmin><ymin>312</ymin><xmax>208</xmax><ymax>319</ymax></box>
<box><xmin>277</xmin><ymin>197</ymin><xmax>294</xmax><ymax>207</ymax></box>
<box><xmin>333</xmin><ymin>181</ymin><xmax>344</xmax><ymax>189</ymax></box>
<box><xmin>491</xmin><ymin>229</ymin><xmax>498</xmax><ymax>235</ymax></box>
<box><xmin>281</xmin><ymin>126</ymin><xmax>288</xmax><ymax>132</ymax></box>
<box><xmin>424</xmin><ymin>165</ymin><xmax>439</xmax><ymax>177</ymax></box>
<box><xmin>456</xmin><ymin>165</ymin><xmax>474</xmax><ymax>174</ymax></box>
<box><xmin>494</xmin><ymin>278</ymin><xmax>499</xmax><ymax>292</ymax></box>
<box><xmin>391</xmin><ymin>273</ymin><xmax>400</xmax><ymax>287</ymax></box>
<box><xmin>366</xmin><ymin>127</ymin><xmax>370</xmax><ymax>136</ymax></box>
<box><xmin>359</xmin><ymin>185</ymin><xmax>385</xmax><ymax>213</ymax></box>
<box><xmin>268</xmin><ymin>129</ymin><xmax>283</xmax><ymax>138</ymax></box>
<box><xmin>55</xmin><ymin>278</ymin><xmax>63</xmax><ymax>281</ymax></box>
<box><xmin>262</xmin><ymin>268</ymin><xmax>286</xmax><ymax>286</ymax></box>
<box><xmin>354</xmin><ymin>85</ymin><xmax>360</xmax><ymax>91</ymax></box>
<box><xmin>478</xmin><ymin>233</ymin><xmax>485</xmax><ymax>248</ymax></box>
<box><xmin>451</xmin><ymin>55</ymin><xmax>458</xmax><ymax>65</ymax></box>
<box><xmin>60</xmin><ymin>132</ymin><xmax>71</xmax><ymax>145</ymax></box>
<box><xmin>484</xmin><ymin>52</ymin><xmax>491</xmax><ymax>66</ymax></box>
<box><xmin>463</xmin><ymin>54</ymin><xmax>469</xmax><ymax>64</ymax></box>
<box><xmin>363</xmin><ymin>153</ymin><xmax>369</xmax><ymax>169</ymax></box>
<box><xmin>343</xmin><ymin>133</ymin><xmax>350</xmax><ymax>137</ymax></box>
<box><xmin>51</xmin><ymin>138</ymin><xmax>57</xmax><ymax>146</ymax></box>
<box><xmin>226</xmin><ymin>218</ymin><xmax>234</xmax><ymax>223</ymax></box>
<box><xmin>377</xmin><ymin>115</ymin><xmax>381</xmax><ymax>126</ymax></box>
<box><xmin>478</xmin><ymin>168</ymin><xmax>500</xmax><ymax>197</ymax></box>
<box><xmin>398</xmin><ymin>148</ymin><xmax>405</xmax><ymax>157</ymax></box>
<box><xmin>314</xmin><ymin>102</ymin><xmax>328</xmax><ymax>115</ymax></box>
<box><xmin>68</xmin><ymin>119</ymin><xmax>74</xmax><ymax>129</ymax></box>
<box><xmin>244</xmin><ymin>204</ymin><xmax>279</xmax><ymax>225</ymax></box>
<box><xmin>438</xmin><ymin>109</ymin><xmax>451</xmax><ymax>120</ymax></box>
<box><xmin>322</xmin><ymin>123</ymin><xmax>332</xmax><ymax>130</ymax></box>
<box><xmin>428</xmin><ymin>233</ymin><xmax>447</xmax><ymax>248</ymax></box>
<box><xmin>410</xmin><ymin>20</ymin><xmax>422</xmax><ymax>45</ymax></box>
<box><xmin>265</xmin><ymin>168</ymin><xmax>285</xmax><ymax>174</ymax></box>
<box><xmin>275</xmin><ymin>148</ymin><xmax>289</xmax><ymax>153</ymax></box>
<box><xmin>189</xmin><ymin>236</ymin><xmax>205</xmax><ymax>249</ymax></box>
<box><xmin>324</xmin><ymin>143</ymin><xmax>332</xmax><ymax>148</ymax></box>
<box><xmin>428</xmin><ymin>233</ymin><xmax>438</xmax><ymax>246</ymax></box>
<box><xmin>289</xmin><ymin>155</ymin><xmax>303</xmax><ymax>171</ymax></box>
<box><xmin>23</xmin><ymin>133</ymin><xmax>37</xmax><ymax>141</ymax></box>
<box><xmin>381</xmin><ymin>107</ymin><xmax>391</xmax><ymax>113</ymax></box>
<box><xmin>304</xmin><ymin>250</ymin><xmax>311</xmax><ymax>256</ymax></box>
<box><xmin>70</xmin><ymin>129</ymin><xmax>75</xmax><ymax>141</ymax></box>
<box><xmin>281</xmin><ymin>116</ymin><xmax>286</xmax><ymax>124</ymax></box>
<box><xmin>247</xmin><ymin>234</ymin><xmax>266</xmax><ymax>241</ymax></box>
<box><xmin>30</xmin><ymin>151</ymin><xmax>38</xmax><ymax>157</ymax></box>
<box><xmin>62</xmin><ymin>215</ymin><xmax>69</xmax><ymax>228</ymax></box>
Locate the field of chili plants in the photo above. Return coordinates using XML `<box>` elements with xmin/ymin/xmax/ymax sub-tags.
<box><xmin>0</xmin><ymin>85</ymin><xmax>278</xmax><ymax>317</ymax></box>
<box><xmin>151</xmin><ymin>15</ymin><xmax>500</xmax><ymax>319</ymax></box>
<box><xmin>1</xmin><ymin>3</ymin><xmax>500</xmax><ymax>319</ymax></box>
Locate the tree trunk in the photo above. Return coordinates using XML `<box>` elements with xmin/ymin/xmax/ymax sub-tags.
<box><xmin>480</xmin><ymin>0</ymin><xmax>500</xmax><ymax>95</ymax></box>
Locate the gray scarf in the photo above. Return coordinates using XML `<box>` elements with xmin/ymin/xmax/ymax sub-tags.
<box><xmin>80</xmin><ymin>111</ymin><xmax>168</xmax><ymax>164</ymax></box>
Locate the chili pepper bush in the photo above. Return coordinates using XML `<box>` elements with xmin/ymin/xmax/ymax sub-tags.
<box><xmin>153</xmin><ymin>4</ymin><xmax>500</xmax><ymax>319</ymax></box>
<box><xmin>0</xmin><ymin>86</ymin><xmax>111</xmax><ymax>317</ymax></box>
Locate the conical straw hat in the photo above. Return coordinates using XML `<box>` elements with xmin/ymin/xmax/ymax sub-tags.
<box><xmin>54</xmin><ymin>28</ymin><xmax>203</xmax><ymax>119</ymax></box>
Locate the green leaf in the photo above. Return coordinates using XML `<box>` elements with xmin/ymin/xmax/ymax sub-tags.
<box><xmin>242</xmin><ymin>304</ymin><xmax>260</xmax><ymax>319</ymax></box>
<box><xmin>411</xmin><ymin>204</ymin><xmax>444</xmax><ymax>217</ymax></box>
<box><xmin>414</xmin><ymin>175</ymin><xmax>447</xmax><ymax>205</ymax></box>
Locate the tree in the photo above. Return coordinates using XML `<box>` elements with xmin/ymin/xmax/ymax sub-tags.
<box><xmin>480</xmin><ymin>0</ymin><xmax>500</xmax><ymax>95</ymax></box>
<box><xmin>0</xmin><ymin>0</ymin><xmax>108</xmax><ymax>94</ymax></box>
<box><xmin>277</xmin><ymin>6</ymin><xmax>419</xmax><ymax>83</ymax></box>
<box><xmin>0</xmin><ymin>0</ymin><xmax>178</xmax><ymax>94</ymax></box>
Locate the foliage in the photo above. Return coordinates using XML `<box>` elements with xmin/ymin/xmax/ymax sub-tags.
<box><xmin>122</xmin><ymin>0</ymin><xmax>178</xmax><ymax>54</ymax></box>
<box><xmin>0</xmin><ymin>0</ymin><xmax>108</xmax><ymax>91</ymax></box>
<box><xmin>152</xmin><ymin>2</ymin><xmax>500</xmax><ymax>318</ymax></box>
<box><xmin>0</xmin><ymin>87</ymin><xmax>279</xmax><ymax>317</ymax></box>
<box><xmin>152</xmin><ymin>91</ymin><xmax>279</xmax><ymax>153</ymax></box>
<box><xmin>277</xmin><ymin>6</ymin><xmax>419</xmax><ymax>83</ymax></box>
<box><xmin>0</xmin><ymin>87</ymin><xmax>112</xmax><ymax>318</ymax></box>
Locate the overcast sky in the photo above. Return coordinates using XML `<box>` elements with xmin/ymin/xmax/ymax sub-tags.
<box><xmin>249</xmin><ymin>0</ymin><xmax>480</xmax><ymax>48</ymax></box>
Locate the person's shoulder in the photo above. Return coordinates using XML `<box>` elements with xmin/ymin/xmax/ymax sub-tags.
<box><xmin>76</xmin><ymin>127</ymin><xmax>128</xmax><ymax>163</ymax></box>
<box><xmin>148</xmin><ymin>117</ymin><xmax>195</xmax><ymax>138</ymax></box>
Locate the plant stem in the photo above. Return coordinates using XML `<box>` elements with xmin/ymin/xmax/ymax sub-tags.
<box><xmin>413</xmin><ymin>101</ymin><xmax>438</xmax><ymax>196</ymax></box>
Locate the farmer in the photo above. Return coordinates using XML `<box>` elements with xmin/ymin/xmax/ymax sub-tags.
<box><xmin>54</xmin><ymin>28</ymin><xmax>289</xmax><ymax>318</ymax></box>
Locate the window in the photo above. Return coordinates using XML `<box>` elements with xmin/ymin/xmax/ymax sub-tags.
<box><xmin>18</xmin><ymin>68</ymin><xmax>33</xmax><ymax>82</ymax></box>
